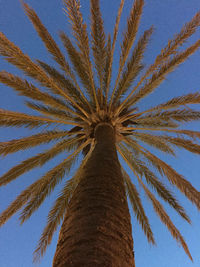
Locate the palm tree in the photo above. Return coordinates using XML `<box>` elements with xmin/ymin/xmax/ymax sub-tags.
<box><xmin>0</xmin><ymin>0</ymin><xmax>200</xmax><ymax>266</ymax></box>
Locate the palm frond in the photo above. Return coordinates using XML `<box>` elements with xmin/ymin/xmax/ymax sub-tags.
<box><xmin>118</xmin><ymin>142</ymin><xmax>190</xmax><ymax>223</ymax></box>
<box><xmin>143</xmin><ymin>92</ymin><xmax>200</xmax><ymax>114</ymax></box>
<box><xmin>0</xmin><ymin>130</ymin><xmax>69</xmax><ymax>156</ymax></box>
<box><xmin>59</xmin><ymin>32</ymin><xmax>94</xmax><ymax>101</ymax></box>
<box><xmin>90</xmin><ymin>0</ymin><xmax>106</xmax><ymax>91</ymax></box>
<box><xmin>22</xmin><ymin>2</ymin><xmax>71</xmax><ymax>74</ymax></box>
<box><xmin>0</xmin><ymin>179</ymin><xmax>40</xmax><ymax>227</ymax></box>
<box><xmin>19</xmin><ymin>146</ymin><xmax>81</xmax><ymax>223</ymax></box>
<box><xmin>105</xmin><ymin>0</ymin><xmax>124</xmax><ymax>102</ymax></box>
<box><xmin>125</xmin><ymin>39</ymin><xmax>200</xmax><ymax>107</ymax></box>
<box><xmin>140</xmin><ymin>179</ymin><xmax>193</xmax><ymax>261</ymax></box>
<box><xmin>135</xmin><ymin>144</ymin><xmax>200</xmax><ymax>210</ymax></box>
<box><xmin>0</xmin><ymin>33</ymin><xmax>88</xmax><ymax>117</ymax></box>
<box><xmin>135</xmin><ymin>109</ymin><xmax>200</xmax><ymax>124</ymax></box>
<box><xmin>131</xmin><ymin>133</ymin><xmax>175</xmax><ymax>155</ymax></box>
<box><xmin>26</xmin><ymin>102</ymin><xmax>77</xmax><ymax>122</ymax></box>
<box><xmin>0</xmin><ymin>136</ymin><xmax>84</xmax><ymax>187</ymax></box>
<box><xmin>113</xmin><ymin>27</ymin><xmax>153</xmax><ymax>105</ymax></box>
<box><xmin>63</xmin><ymin>0</ymin><xmax>99</xmax><ymax>110</ymax></box>
<box><xmin>0</xmin><ymin>71</ymin><xmax>73</xmax><ymax>113</ymax></box>
<box><xmin>37</xmin><ymin>60</ymin><xmax>91</xmax><ymax>112</ymax></box>
<box><xmin>164</xmin><ymin>136</ymin><xmax>200</xmax><ymax>155</ymax></box>
<box><xmin>33</xmin><ymin>141</ymin><xmax>95</xmax><ymax>261</ymax></box>
<box><xmin>0</xmin><ymin>108</ymin><xmax>79</xmax><ymax>128</ymax></box>
<box><xmin>122</xmin><ymin>167</ymin><xmax>155</xmax><ymax>244</ymax></box>
<box><xmin>109</xmin><ymin>0</ymin><xmax>144</xmax><ymax>108</ymax></box>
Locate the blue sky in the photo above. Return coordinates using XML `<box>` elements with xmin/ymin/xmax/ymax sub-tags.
<box><xmin>0</xmin><ymin>0</ymin><xmax>200</xmax><ymax>266</ymax></box>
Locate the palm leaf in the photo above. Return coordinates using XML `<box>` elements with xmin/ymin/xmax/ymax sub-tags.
<box><xmin>105</xmin><ymin>0</ymin><xmax>125</xmax><ymax>102</ymax></box>
<box><xmin>109</xmin><ymin>0</ymin><xmax>144</xmax><ymax>108</ymax></box>
<box><xmin>22</xmin><ymin>2</ymin><xmax>71</xmax><ymax>74</ymax></box>
<box><xmin>33</xmin><ymin>141</ymin><xmax>95</xmax><ymax>261</ymax></box>
<box><xmin>113</xmin><ymin>27</ymin><xmax>153</xmax><ymax>105</ymax></box>
<box><xmin>90</xmin><ymin>0</ymin><xmax>106</xmax><ymax>90</ymax></box>
<box><xmin>0</xmin><ymin>130</ymin><xmax>69</xmax><ymax>156</ymax></box>
<box><xmin>63</xmin><ymin>0</ymin><xmax>99</xmax><ymax>110</ymax></box>
<box><xmin>140</xmin><ymin>179</ymin><xmax>193</xmax><ymax>261</ymax></box>
<box><xmin>122</xmin><ymin>167</ymin><xmax>155</xmax><ymax>244</ymax></box>
<box><xmin>0</xmin><ymin>136</ymin><xmax>84</xmax><ymax>187</ymax></box>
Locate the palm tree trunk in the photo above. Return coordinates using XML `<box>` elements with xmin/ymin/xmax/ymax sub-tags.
<box><xmin>53</xmin><ymin>123</ymin><xmax>135</xmax><ymax>266</ymax></box>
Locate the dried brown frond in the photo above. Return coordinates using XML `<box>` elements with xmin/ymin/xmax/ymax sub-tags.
<box><xmin>109</xmin><ymin>0</ymin><xmax>144</xmax><ymax>109</ymax></box>
<box><xmin>113</xmin><ymin>27</ymin><xmax>153</xmax><ymax>105</ymax></box>
<box><xmin>33</xmin><ymin>142</ymin><xmax>95</xmax><ymax>261</ymax></box>
<box><xmin>0</xmin><ymin>130</ymin><xmax>68</xmax><ymax>156</ymax></box>
<box><xmin>140</xmin><ymin>179</ymin><xmax>193</xmax><ymax>261</ymax></box>
<box><xmin>0</xmin><ymin>136</ymin><xmax>84</xmax><ymax>187</ymax></box>
<box><xmin>122</xmin><ymin>167</ymin><xmax>155</xmax><ymax>244</ymax></box>
<box><xmin>63</xmin><ymin>0</ymin><xmax>99</xmax><ymax>110</ymax></box>
<box><xmin>105</xmin><ymin>0</ymin><xmax>125</xmax><ymax>102</ymax></box>
<box><xmin>90</xmin><ymin>0</ymin><xmax>106</xmax><ymax>90</ymax></box>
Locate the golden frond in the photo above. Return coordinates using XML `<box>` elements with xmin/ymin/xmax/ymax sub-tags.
<box><xmin>126</xmin><ymin>39</ymin><xmax>200</xmax><ymax>107</ymax></box>
<box><xmin>0</xmin><ymin>130</ymin><xmax>69</xmax><ymax>156</ymax></box>
<box><xmin>113</xmin><ymin>27</ymin><xmax>153</xmax><ymax>105</ymax></box>
<box><xmin>33</xmin><ymin>141</ymin><xmax>95</xmax><ymax>261</ymax></box>
<box><xmin>109</xmin><ymin>0</ymin><xmax>144</xmax><ymax>109</ymax></box>
<box><xmin>119</xmin><ymin>0</ymin><xmax>144</xmax><ymax>70</ymax></box>
<box><xmin>22</xmin><ymin>2</ymin><xmax>71</xmax><ymax>74</ymax></box>
<box><xmin>0</xmin><ymin>32</ymin><xmax>88</xmax><ymax>118</ymax></box>
<box><xmin>164</xmin><ymin>136</ymin><xmax>200</xmax><ymax>155</ymax></box>
<box><xmin>90</xmin><ymin>0</ymin><xmax>106</xmax><ymax>90</ymax></box>
<box><xmin>37</xmin><ymin>60</ymin><xmax>91</xmax><ymax>112</ymax></box>
<box><xmin>136</xmin><ymin>109</ymin><xmax>200</xmax><ymax>124</ymax></box>
<box><xmin>0</xmin><ymin>179</ymin><xmax>41</xmax><ymax>227</ymax></box>
<box><xmin>0</xmin><ymin>71</ymin><xmax>73</xmax><ymax>113</ymax></box>
<box><xmin>131</xmin><ymin>133</ymin><xmax>175</xmax><ymax>155</ymax></box>
<box><xmin>134</xmin><ymin>159</ymin><xmax>190</xmax><ymax>223</ymax></box>
<box><xmin>140</xmin><ymin>180</ymin><xmax>193</xmax><ymax>261</ymax></box>
<box><xmin>138</xmin><ymin>146</ymin><xmax>200</xmax><ymax>210</ymax></box>
<box><xmin>59</xmin><ymin>32</ymin><xmax>94</xmax><ymax>100</ymax></box>
<box><xmin>122</xmin><ymin>167</ymin><xmax>155</xmax><ymax>244</ymax></box>
<box><xmin>0</xmin><ymin>108</ymin><xmax>78</xmax><ymax>128</ymax></box>
<box><xmin>144</xmin><ymin>92</ymin><xmax>200</xmax><ymax>113</ymax></box>
<box><xmin>19</xmin><ymin>157</ymin><xmax>76</xmax><ymax>223</ymax></box>
<box><xmin>103</xmin><ymin>34</ymin><xmax>112</xmax><ymax>100</ymax></box>
<box><xmin>0</xmin><ymin>136</ymin><xmax>84</xmax><ymax>187</ymax></box>
<box><xmin>63</xmin><ymin>0</ymin><xmax>99</xmax><ymax>110</ymax></box>
<box><xmin>26</xmin><ymin>102</ymin><xmax>77</xmax><ymax>122</ymax></box>
<box><xmin>105</xmin><ymin>0</ymin><xmax>124</xmax><ymax>102</ymax></box>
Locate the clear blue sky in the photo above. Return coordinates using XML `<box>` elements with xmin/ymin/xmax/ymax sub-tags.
<box><xmin>0</xmin><ymin>1</ymin><xmax>200</xmax><ymax>266</ymax></box>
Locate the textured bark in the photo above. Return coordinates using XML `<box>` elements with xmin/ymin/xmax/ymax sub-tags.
<box><xmin>53</xmin><ymin>123</ymin><xmax>135</xmax><ymax>267</ymax></box>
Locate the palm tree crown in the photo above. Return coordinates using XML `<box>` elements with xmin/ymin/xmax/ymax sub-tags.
<box><xmin>0</xmin><ymin>0</ymin><xmax>200</xmax><ymax>264</ymax></box>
